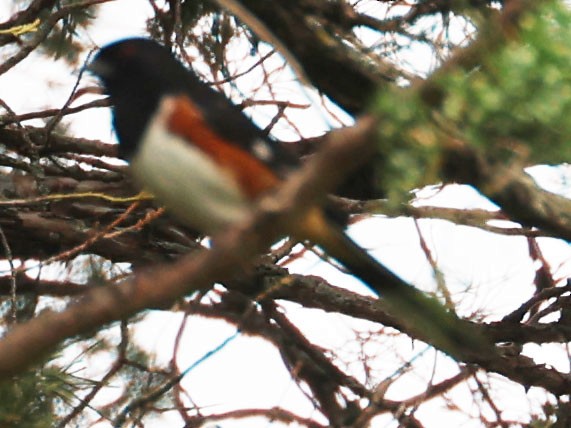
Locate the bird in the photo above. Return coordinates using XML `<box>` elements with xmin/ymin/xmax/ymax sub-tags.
<box><xmin>88</xmin><ymin>37</ymin><xmax>491</xmax><ymax>358</ymax></box>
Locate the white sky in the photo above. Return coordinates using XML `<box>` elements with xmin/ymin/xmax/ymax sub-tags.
<box><xmin>1</xmin><ymin>1</ymin><xmax>571</xmax><ymax>427</ymax></box>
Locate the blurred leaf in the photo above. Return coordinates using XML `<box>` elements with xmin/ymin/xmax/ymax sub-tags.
<box><xmin>437</xmin><ymin>1</ymin><xmax>571</xmax><ymax>162</ymax></box>
<box><xmin>374</xmin><ymin>0</ymin><xmax>571</xmax><ymax>202</ymax></box>
<box><xmin>39</xmin><ymin>1</ymin><xmax>98</xmax><ymax>65</ymax></box>
<box><xmin>0</xmin><ymin>368</ymin><xmax>66</xmax><ymax>428</ymax></box>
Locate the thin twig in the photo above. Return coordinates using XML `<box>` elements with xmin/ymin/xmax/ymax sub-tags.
<box><xmin>0</xmin><ymin>225</ymin><xmax>17</xmax><ymax>324</ymax></box>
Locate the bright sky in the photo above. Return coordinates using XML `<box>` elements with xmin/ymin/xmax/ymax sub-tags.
<box><xmin>1</xmin><ymin>1</ymin><xmax>571</xmax><ymax>427</ymax></box>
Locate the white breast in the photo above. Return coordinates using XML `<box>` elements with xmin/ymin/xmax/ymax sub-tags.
<box><xmin>130</xmin><ymin>98</ymin><xmax>251</xmax><ymax>233</ymax></box>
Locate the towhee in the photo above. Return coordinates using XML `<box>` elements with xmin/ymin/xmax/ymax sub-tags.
<box><xmin>89</xmin><ymin>38</ymin><xmax>489</xmax><ymax>356</ymax></box>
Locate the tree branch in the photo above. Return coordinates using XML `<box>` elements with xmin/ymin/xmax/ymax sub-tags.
<box><xmin>0</xmin><ymin>116</ymin><xmax>378</xmax><ymax>379</ymax></box>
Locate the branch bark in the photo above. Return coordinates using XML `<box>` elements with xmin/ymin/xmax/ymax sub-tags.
<box><xmin>0</xmin><ymin>116</ymin><xmax>377</xmax><ymax>379</ymax></box>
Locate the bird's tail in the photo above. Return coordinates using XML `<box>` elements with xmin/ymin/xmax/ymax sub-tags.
<box><xmin>299</xmin><ymin>208</ymin><xmax>493</xmax><ymax>359</ymax></box>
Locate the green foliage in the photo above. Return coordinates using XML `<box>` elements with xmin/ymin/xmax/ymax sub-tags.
<box><xmin>40</xmin><ymin>1</ymin><xmax>98</xmax><ymax>65</ymax></box>
<box><xmin>440</xmin><ymin>0</ymin><xmax>571</xmax><ymax>162</ymax></box>
<box><xmin>375</xmin><ymin>89</ymin><xmax>440</xmax><ymax>203</ymax></box>
<box><xmin>374</xmin><ymin>0</ymin><xmax>571</xmax><ymax>202</ymax></box>
<box><xmin>0</xmin><ymin>368</ymin><xmax>70</xmax><ymax>428</ymax></box>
